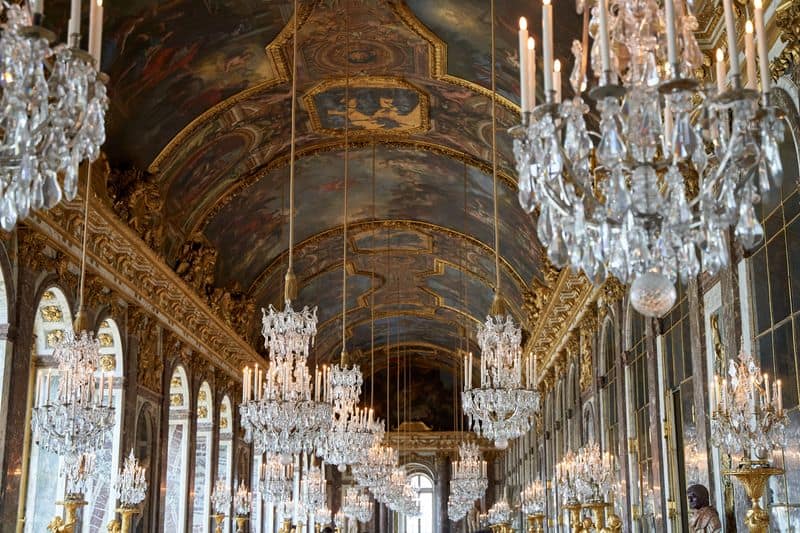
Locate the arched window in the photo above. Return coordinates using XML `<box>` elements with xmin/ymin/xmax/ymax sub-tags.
<box><xmin>404</xmin><ymin>473</ymin><xmax>433</xmax><ymax>533</ymax></box>
<box><xmin>217</xmin><ymin>396</ymin><xmax>234</xmax><ymax>532</ymax></box>
<box><xmin>83</xmin><ymin>318</ymin><xmax>125</xmax><ymax>532</ymax></box>
<box><xmin>165</xmin><ymin>366</ymin><xmax>191</xmax><ymax>531</ymax></box>
<box><xmin>24</xmin><ymin>287</ymin><xmax>74</xmax><ymax>533</ymax></box>
<box><xmin>192</xmin><ymin>381</ymin><xmax>214</xmax><ymax>532</ymax></box>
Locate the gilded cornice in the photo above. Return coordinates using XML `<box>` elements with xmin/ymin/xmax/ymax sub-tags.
<box><xmin>25</xmin><ymin>176</ymin><xmax>262</xmax><ymax>379</ymax></box>
<box><xmin>384</xmin><ymin>431</ymin><xmax>493</xmax><ymax>453</ymax></box>
<box><xmin>770</xmin><ymin>1</ymin><xmax>800</xmax><ymax>81</ymax></box>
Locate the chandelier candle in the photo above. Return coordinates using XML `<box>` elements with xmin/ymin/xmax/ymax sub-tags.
<box><xmin>754</xmin><ymin>0</ymin><xmax>770</xmax><ymax>94</ymax></box>
<box><xmin>88</xmin><ymin>0</ymin><xmax>103</xmax><ymax>64</ymax></box>
<box><xmin>541</xmin><ymin>0</ymin><xmax>553</xmax><ymax>97</ymax></box>
<box><xmin>68</xmin><ymin>0</ymin><xmax>81</xmax><ymax>44</ymax></box>
<box><xmin>722</xmin><ymin>0</ymin><xmax>740</xmax><ymax>85</ymax></box>
<box><xmin>519</xmin><ymin>17</ymin><xmax>529</xmax><ymax>114</ymax></box>
<box><xmin>527</xmin><ymin>37</ymin><xmax>536</xmax><ymax>108</ymax></box>
<box><xmin>716</xmin><ymin>48</ymin><xmax>726</xmax><ymax>93</ymax></box>
<box><xmin>597</xmin><ymin>0</ymin><xmax>610</xmax><ymax>79</ymax></box>
<box><xmin>553</xmin><ymin>59</ymin><xmax>562</xmax><ymax>103</ymax></box>
<box><xmin>745</xmin><ymin>21</ymin><xmax>757</xmax><ymax>90</ymax></box>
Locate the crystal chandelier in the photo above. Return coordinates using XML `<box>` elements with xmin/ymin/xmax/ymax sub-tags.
<box><xmin>711</xmin><ymin>348</ymin><xmax>787</xmax><ymax>462</ymax></box>
<box><xmin>240</xmin><ymin>357</ymin><xmax>331</xmax><ymax>457</ymax></box>
<box><xmin>234</xmin><ymin>481</ymin><xmax>252</xmax><ymax>517</ymax></box>
<box><xmin>334</xmin><ymin>510</ymin><xmax>347</xmax><ymax>530</ymax></box>
<box><xmin>521</xmin><ymin>479</ymin><xmax>546</xmax><ymax>515</ymax></box>
<box><xmin>343</xmin><ymin>487</ymin><xmax>374</xmax><ymax>523</ymax></box>
<box><xmin>448</xmin><ymin>441</ymin><xmax>488</xmax><ymax>519</ymax></box>
<box><xmin>211</xmin><ymin>478</ymin><xmax>232</xmax><ymax>516</ymax></box>
<box><xmin>513</xmin><ymin>0</ymin><xmax>785</xmax><ymax>317</ymax></box>
<box><xmin>0</xmin><ymin>2</ymin><xmax>108</xmax><ymax>231</ymax></box>
<box><xmin>573</xmin><ymin>442</ymin><xmax>614</xmax><ymax>502</ymax></box>
<box><xmin>320</xmin><ymin>406</ymin><xmax>383</xmax><ymax>471</ymax></box>
<box><xmin>259</xmin><ymin>454</ymin><xmax>295</xmax><ymax>503</ymax></box>
<box><xmin>353</xmin><ymin>441</ymin><xmax>398</xmax><ymax>491</ymax></box>
<box><xmin>115</xmin><ymin>449</ymin><xmax>148</xmax><ymax>508</ymax></box>
<box><xmin>31</xmin><ymin>329</ymin><xmax>115</xmax><ymax>457</ymax></box>
<box><xmin>462</xmin><ymin>315</ymin><xmax>540</xmax><ymax>449</ymax></box>
<box><xmin>487</xmin><ymin>498</ymin><xmax>512</xmax><ymax>526</ymax></box>
<box><xmin>300</xmin><ymin>457</ymin><xmax>327</xmax><ymax>512</ymax></box>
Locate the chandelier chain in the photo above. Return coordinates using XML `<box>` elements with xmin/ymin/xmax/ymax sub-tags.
<box><xmin>490</xmin><ymin>0</ymin><xmax>500</xmax><ymax>295</ymax></box>
<box><xmin>287</xmin><ymin>0</ymin><xmax>299</xmax><ymax>288</ymax></box>
<box><xmin>342</xmin><ymin>0</ymin><xmax>350</xmax><ymax>359</ymax></box>
<box><xmin>77</xmin><ymin>165</ymin><xmax>92</xmax><ymax>313</ymax></box>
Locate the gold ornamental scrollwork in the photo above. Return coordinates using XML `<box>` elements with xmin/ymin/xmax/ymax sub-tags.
<box><xmin>770</xmin><ymin>1</ymin><xmax>800</xmax><ymax>82</ymax></box>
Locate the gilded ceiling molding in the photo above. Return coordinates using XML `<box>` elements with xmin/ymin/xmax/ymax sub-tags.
<box><xmin>129</xmin><ymin>306</ymin><xmax>164</xmax><ymax>393</ymax></box>
<box><xmin>248</xmin><ymin>219</ymin><xmax>535</xmax><ymax>306</ymax></box>
<box><xmin>525</xmin><ymin>268</ymin><xmax>601</xmax><ymax>389</ymax></box>
<box><xmin>193</xmin><ymin>138</ymin><xmax>519</xmax><ymax>237</ymax></box>
<box><xmin>24</xmin><ymin>174</ymin><xmax>262</xmax><ymax>379</ymax></box>
<box><xmin>770</xmin><ymin>1</ymin><xmax>800</xmax><ymax>81</ymax></box>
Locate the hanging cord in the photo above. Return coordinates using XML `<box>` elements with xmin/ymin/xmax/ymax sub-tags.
<box><xmin>340</xmin><ymin>0</ymin><xmax>350</xmax><ymax>365</ymax></box>
<box><xmin>285</xmin><ymin>0</ymin><xmax>300</xmax><ymax>302</ymax></box>
<box><xmin>460</xmin><ymin>161</ymin><xmax>468</xmax><ymax>435</ymax></box>
<box><xmin>370</xmin><ymin>141</ymin><xmax>376</xmax><ymax>409</ymax></box>
<box><xmin>74</xmin><ymin>165</ymin><xmax>92</xmax><ymax>331</ymax></box>
<box><xmin>490</xmin><ymin>0</ymin><xmax>503</xmax><ymax>315</ymax></box>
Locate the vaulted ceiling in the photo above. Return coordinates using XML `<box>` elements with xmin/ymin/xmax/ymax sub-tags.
<box><xmin>51</xmin><ymin>0</ymin><xmax>587</xmax><ymax>405</ymax></box>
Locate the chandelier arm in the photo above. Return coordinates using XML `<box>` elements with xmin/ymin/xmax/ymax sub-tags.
<box><xmin>286</xmin><ymin>0</ymin><xmax>299</xmax><ymax>302</ymax></box>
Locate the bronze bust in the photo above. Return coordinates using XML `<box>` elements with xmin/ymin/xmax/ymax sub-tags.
<box><xmin>688</xmin><ymin>484</ymin><xmax>722</xmax><ymax>532</ymax></box>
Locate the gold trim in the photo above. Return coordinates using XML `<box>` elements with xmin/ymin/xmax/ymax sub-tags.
<box><xmin>302</xmin><ymin>76</ymin><xmax>431</xmax><ymax>136</ymax></box>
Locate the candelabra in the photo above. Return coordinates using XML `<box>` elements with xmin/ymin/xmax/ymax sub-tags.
<box><xmin>487</xmin><ymin>498</ymin><xmax>513</xmax><ymax>532</ymax></box>
<box><xmin>512</xmin><ymin>0</ymin><xmax>785</xmax><ymax>318</ymax></box>
<box><xmin>556</xmin><ymin>451</ymin><xmax>583</xmax><ymax>532</ymax></box>
<box><xmin>234</xmin><ymin>481</ymin><xmax>251</xmax><ymax>533</ymax></box>
<box><xmin>711</xmin><ymin>348</ymin><xmax>787</xmax><ymax>533</ymax></box>
<box><xmin>343</xmin><ymin>487</ymin><xmax>374</xmax><ymax>523</ymax></box>
<box><xmin>0</xmin><ymin>2</ymin><xmax>108</xmax><ymax>232</ymax></box>
<box><xmin>462</xmin><ymin>313</ymin><xmax>540</xmax><ymax>449</ymax></box>
<box><xmin>104</xmin><ymin>450</ymin><xmax>148</xmax><ymax>533</ymax></box>
<box><xmin>301</xmin><ymin>459</ymin><xmax>327</xmax><ymax>514</ymax></box>
<box><xmin>315</xmin><ymin>506</ymin><xmax>332</xmax><ymax>531</ymax></box>
<box><xmin>522</xmin><ymin>480</ymin><xmax>546</xmax><ymax>533</ymax></box>
<box><xmin>32</xmin><ymin>330</ymin><xmax>116</xmax><ymax>458</ymax></box>
<box><xmin>334</xmin><ymin>509</ymin><xmax>347</xmax><ymax>532</ymax></box>
<box><xmin>211</xmin><ymin>478</ymin><xmax>231</xmax><ymax>533</ymax></box>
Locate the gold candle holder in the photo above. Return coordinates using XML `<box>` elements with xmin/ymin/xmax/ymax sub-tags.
<box><xmin>235</xmin><ymin>514</ymin><xmax>249</xmax><ymax>533</ymax></box>
<box><xmin>211</xmin><ymin>513</ymin><xmax>226</xmax><ymax>533</ymax></box>
<box><xmin>583</xmin><ymin>500</ymin><xmax>607</xmax><ymax>530</ymax></box>
<box><xmin>723</xmin><ymin>463</ymin><xmax>783</xmax><ymax>533</ymax></box>
<box><xmin>563</xmin><ymin>501</ymin><xmax>582</xmax><ymax>533</ymax></box>
<box><xmin>47</xmin><ymin>494</ymin><xmax>87</xmax><ymax>533</ymax></box>
<box><xmin>278</xmin><ymin>518</ymin><xmax>293</xmax><ymax>533</ymax></box>
<box><xmin>527</xmin><ymin>513</ymin><xmax>545</xmax><ymax>533</ymax></box>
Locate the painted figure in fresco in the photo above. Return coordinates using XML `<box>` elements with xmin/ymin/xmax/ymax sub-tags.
<box><xmin>687</xmin><ymin>484</ymin><xmax>722</xmax><ymax>532</ymax></box>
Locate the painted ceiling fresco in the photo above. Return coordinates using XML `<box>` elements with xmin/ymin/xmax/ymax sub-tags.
<box><xmin>55</xmin><ymin>0</ymin><xmax>584</xmax><ymax>370</ymax></box>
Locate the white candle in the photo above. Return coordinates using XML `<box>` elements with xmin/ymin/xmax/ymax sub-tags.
<box><xmin>744</xmin><ymin>20</ymin><xmax>757</xmax><ymax>89</ymax></box>
<box><xmin>527</xmin><ymin>37</ymin><xmax>536</xmax><ymax>109</ymax></box>
<box><xmin>98</xmin><ymin>371</ymin><xmax>104</xmax><ymax>405</ymax></box>
<box><xmin>107</xmin><ymin>373</ymin><xmax>113</xmax><ymax>404</ymax></box>
<box><xmin>597</xmin><ymin>0</ymin><xmax>611</xmax><ymax>78</ymax></box>
<box><xmin>721</xmin><ymin>0</ymin><xmax>740</xmax><ymax>81</ymax></box>
<box><xmin>32</xmin><ymin>0</ymin><xmax>44</xmax><ymax>16</ymax></box>
<box><xmin>35</xmin><ymin>372</ymin><xmax>42</xmax><ymax>407</ymax></box>
<box><xmin>763</xmin><ymin>373</ymin><xmax>770</xmax><ymax>406</ymax></box>
<box><xmin>664</xmin><ymin>0</ymin><xmax>677</xmax><ymax>71</ymax></box>
<box><xmin>715</xmin><ymin>48</ymin><xmax>726</xmax><ymax>94</ymax></box>
<box><xmin>554</xmin><ymin>59</ymin><xmax>562</xmax><ymax>103</ymax></box>
<box><xmin>88</xmin><ymin>0</ymin><xmax>103</xmax><ymax>65</ymax></box>
<box><xmin>68</xmin><ymin>0</ymin><xmax>82</xmax><ymax>41</ymax></box>
<box><xmin>542</xmin><ymin>0</ymin><xmax>554</xmax><ymax>97</ymax></box>
<box><xmin>46</xmin><ymin>370</ymin><xmax>52</xmax><ymax>405</ymax></box>
<box><xmin>663</xmin><ymin>97</ymin><xmax>673</xmax><ymax>149</ymax></box>
<box><xmin>518</xmin><ymin>17</ymin><xmax>529</xmax><ymax>115</ymax></box>
<box><xmin>754</xmin><ymin>0</ymin><xmax>770</xmax><ymax>94</ymax></box>
<box><xmin>777</xmin><ymin>379</ymin><xmax>783</xmax><ymax>413</ymax></box>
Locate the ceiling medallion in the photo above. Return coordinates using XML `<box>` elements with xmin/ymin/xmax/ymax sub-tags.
<box><xmin>513</xmin><ymin>0</ymin><xmax>785</xmax><ymax>317</ymax></box>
